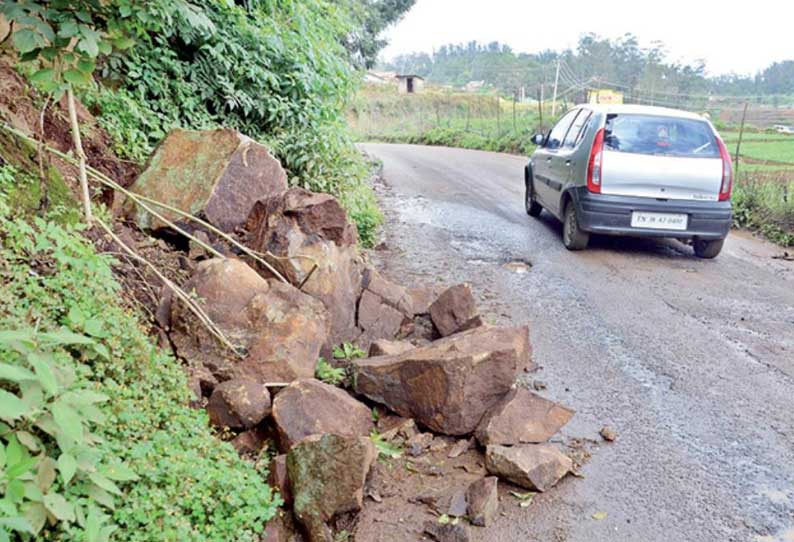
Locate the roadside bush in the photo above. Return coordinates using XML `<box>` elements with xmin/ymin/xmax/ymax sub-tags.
<box><xmin>0</xmin><ymin>176</ymin><xmax>278</xmax><ymax>541</ymax></box>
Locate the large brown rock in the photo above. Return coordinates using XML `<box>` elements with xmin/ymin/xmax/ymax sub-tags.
<box><xmin>485</xmin><ymin>444</ymin><xmax>572</xmax><ymax>492</ymax></box>
<box><xmin>475</xmin><ymin>388</ymin><xmax>574</xmax><ymax>446</ymax></box>
<box><xmin>206</xmin><ymin>378</ymin><xmax>271</xmax><ymax>430</ymax></box>
<box><xmin>272</xmin><ymin>379</ymin><xmax>374</xmax><ymax>451</ymax></box>
<box><xmin>369</xmin><ymin>339</ymin><xmax>414</xmax><ymax>357</ymax></box>
<box><xmin>429</xmin><ymin>284</ymin><xmax>483</xmax><ymax>337</ymax></box>
<box><xmin>287</xmin><ymin>434</ymin><xmax>376</xmax><ymax>542</ymax></box>
<box><xmin>245</xmin><ymin>188</ymin><xmax>361</xmax><ymax>349</ymax></box>
<box><xmin>466</xmin><ymin>477</ymin><xmax>498</xmax><ymax>527</ymax></box>
<box><xmin>127</xmin><ymin>128</ymin><xmax>287</xmax><ymax>232</ymax></box>
<box><xmin>170</xmin><ymin>258</ymin><xmax>329</xmax><ymax>384</ymax></box>
<box><xmin>353</xmin><ymin>325</ymin><xmax>529</xmax><ymax>435</ymax></box>
<box><xmin>354</xmin><ymin>268</ymin><xmax>416</xmax><ymax>349</ymax></box>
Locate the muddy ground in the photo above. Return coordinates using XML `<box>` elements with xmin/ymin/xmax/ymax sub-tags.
<box><xmin>361</xmin><ymin>143</ymin><xmax>794</xmax><ymax>542</ymax></box>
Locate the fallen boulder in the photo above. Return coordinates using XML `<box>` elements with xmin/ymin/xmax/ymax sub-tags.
<box><xmin>356</xmin><ymin>290</ymin><xmax>405</xmax><ymax>350</ymax></box>
<box><xmin>361</xmin><ymin>268</ymin><xmax>414</xmax><ymax>317</ymax></box>
<box><xmin>466</xmin><ymin>477</ymin><xmax>498</xmax><ymax>527</ymax></box>
<box><xmin>485</xmin><ymin>444</ymin><xmax>572</xmax><ymax>492</ymax></box>
<box><xmin>206</xmin><ymin>378</ymin><xmax>271</xmax><ymax>430</ymax></box>
<box><xmin>288</xmin><ymin>434</ymin><xmax>376</xmax><ymax>542</ymax></box>
<box><xmin>127</xmin><ymin>128</ymin><xmax>287</xmax><ymax>232</ymax></box>
<box><xmin>429</xmin><ymin>284</ymin><xmax>483</xmax><ymax>337</ymax></box>
<box><xmin>408</xmin><ymin>284</ymin><xmax>443</xmax><ymax>316</ymax></box>
<box><xmin>475</xmin><ymin>388</ymin><xmax>574</xmax><ymax>446</ymax></box>
<box><xmin>170</xmin><ymin>258</ymin><xmax>329</xmax><ymax>384</ymax></box>
<box><xmin>353</xmin><ymin>325</ymin><xmax>529</xmax><ymax>435</ymax></box>
<box><xmin>272</xmin><ymin>379</ymin><xmax>374</xmax><ymax>451</ymax></box>
<box><xmin>368</xmin><ymin>339</ymin><xmax>414</xmax><ymax>357</ymax></box>
<box><xmin>245</xmin><ymin>187</ymin><xmax>361</xmax><ymax>348</ymax></box>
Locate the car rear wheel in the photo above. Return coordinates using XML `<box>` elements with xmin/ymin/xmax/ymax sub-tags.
<box><xmin>562</xmin><ymin>202</ymin><xmax>589</xmax><ymax>250</ymax></box>
<box><xmin>525</xmin><ymin>170</ymin><xmax>542</xmax><ymax>218</ymax></box>
<box><xmin>693</xmin><ymin>238</ymin><xmax>724</xmax><ymax>259</ymax></box>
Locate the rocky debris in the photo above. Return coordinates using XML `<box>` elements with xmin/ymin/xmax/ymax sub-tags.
<box><xmin>361</xmin><ymin>267</ymin><xmax>414</xmax><ymax>317</ymax></box>
<box><xmin>475</xmin><ymin>388</ymin><xmax>574</xmax><ymax>446</ymax></box>
<box><xmin>377</xmin><ymin>416</ymin><xmax>417</xmax><ymax>443</ymax></box>
<box><xmin>206</xmin><ymin>378</ymin><xmax>271</xmax><ymax>430</ymax></box>
<box><xmin>127</xmin><ymin>129</ymin><xmax>287</xmax><ymax>232</ymax></box>
<box><xmin>245</xmin><ymin>187</ymin><xmax>361</xmax><ymax>348</ymax></box>
<box><xmin>485</xmin><ymin>444</ymin><xmax>572</xmax><ymax>492</ymax></box>
<box><xmin>170</xmin><ymin>258</ymin><xmax>329</xmax><ymax>384</ymax></box>
<box><xmin>429</xmin><ymin>284</ymin><xmax>483</xmax><ymax>337</ymax></box>
<box><xmin>465</xmin><ymin>477</ymin><xmax>498</xmax><ymax>527</ymax></box>
<box><xmin>417</xmin><ymin>488</ymin><xmax>468</xmax><ymax>517</ymax></box>
<box><xmin>600</xmin><ymin>426</ymin><xmax>617</xmax><ymax>442</ymax></box>
<box><xmin>185</xmin><ymin>362</ymin><xmax>216</xmax><ymax>408</ymax></box>
<box><xmin>269</xmin><ymin>454</ymin><xmax>292</xmax><ymax>506</ymax></box>
<box><xmin>356</xmin><ymin>290</ymin><xmax>405</xmax><ymax>350</ymax></box>
<box><xmin>353</xmin><ymin>325</ymin><xmax>530</xmax><ymax>435</ymax></box>
<box><xmin>448</xmin><ymin>438</ymin><xmax>474</xmax><ymax>459</ymax></box>
<box><xmin>368</xmin><ymin>339</ymin><xmax>414</xmax><ymax>357</ymax></box>
<box><xmin>230</xmin><ymin>427</ymin><xmax>267</xmax><ymax>457</ymax></box>
<box><xmin>423</xmin><ymin>521</ymin><xmax>471</xmax><ymax>542</ymax></box>
<box><xmin>272</xmin><ymin>379</ymin><xmax>374</xmax><ymax>451</ymax></box>
<box><xmin>287</xmin><ymin>434</ymin><xmax>376</xmax><ymax>542</ymax></box>
<box><xmin>406</xmin><ymin>432</ymin><xmax>434</xmax><ymax>457</ymax></box>
<box><xmin>408</xmin><ymin>285</ymin><xmax>442</xmax><ymax>316</ymax></box>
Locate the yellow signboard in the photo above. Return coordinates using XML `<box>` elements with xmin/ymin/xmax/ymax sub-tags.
<box><xmin>588</xmin><ymin>89</ymin><xmax>624</xmax><ymax>105</ymax></box>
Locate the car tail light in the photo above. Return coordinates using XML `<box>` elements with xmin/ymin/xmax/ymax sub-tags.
<box><xmin>716</xmin><ymin>137</ymin><xmax>733</xmax><ymax>201</ymax></box>
<box><xmin>587</xmin><ymin>128</ymin><xmax>605</xmax><ymax>193</ymax></box>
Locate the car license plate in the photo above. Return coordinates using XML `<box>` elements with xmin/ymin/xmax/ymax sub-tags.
<box><xmin>630</xmin><ymin>211</ymin><xmax>688</xmax><ymax>231</ymax></box>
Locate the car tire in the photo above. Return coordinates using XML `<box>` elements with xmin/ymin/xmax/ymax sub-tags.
<box><xmin>525</xmin><ymin>170</ymin><xmax>543</xmax><ymax>218</ymax></box>
<box><xmin>693</xmin><ymin>238</ymin><xmax>724</xmax><ymax>259</ymax></box>
<box><xmin>562</xmin><ymin>202</ymin><xmax>589</xmax><ymax>250</ymax></box>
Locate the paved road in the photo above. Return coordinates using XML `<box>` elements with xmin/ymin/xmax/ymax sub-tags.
<box><xmin>362</xmin><ymin>143</ymin><xmax>794</xmax><ymax>542</ymax></box>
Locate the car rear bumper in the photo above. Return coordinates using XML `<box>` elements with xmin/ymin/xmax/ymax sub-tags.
<box><xmin>572</xmin><ymin>188</ymin><xmax>732</xmax><ymax>240</ymax></box>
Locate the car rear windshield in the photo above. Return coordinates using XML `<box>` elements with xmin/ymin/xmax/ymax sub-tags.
<box><xmin>604</xmin><ymin>114</ymin><xmax>720</xmax><ymax>158</ymax></box>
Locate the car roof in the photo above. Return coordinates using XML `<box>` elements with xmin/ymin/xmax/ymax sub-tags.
<box><xmin>574</xmin><ymin>103</ymin><xmax>707</xmax><ymax>121</ymax></box>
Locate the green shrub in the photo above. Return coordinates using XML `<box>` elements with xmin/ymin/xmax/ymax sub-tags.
<box><xmin>0</xmin><ymin>181</ymin><xmax>278</xmax><ymax>541</ymax></box>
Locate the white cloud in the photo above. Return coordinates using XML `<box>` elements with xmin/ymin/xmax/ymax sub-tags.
<box><xmin>382</xmin><ymin>0</ymin><xmax>792</xmax><ymax>76</ymax></box>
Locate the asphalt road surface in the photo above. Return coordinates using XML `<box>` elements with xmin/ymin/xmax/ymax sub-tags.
<box><xmin>362</xmin><ymin>143</ymin><xmax>794</xmax><ymax>542</ymax></box>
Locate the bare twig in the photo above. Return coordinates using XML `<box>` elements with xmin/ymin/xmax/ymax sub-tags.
<box><xmin>66</xmin><ymin>87</ymin><xmax>92</xmax><ymax>224</ymax></box>
<box><xmin>94</xmin><ymin>218</ymin><xmax>242</xmax><ymax>357</ymax></box>
<box><xmin>37</xmin><ymin>94</ymin><xmax>52</xmax><ymax>211</ymax></box>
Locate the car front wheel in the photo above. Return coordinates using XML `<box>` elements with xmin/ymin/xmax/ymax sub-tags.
<box><xmin>562</xmin><ymin>202</ymin><xmax>589</xmax><ymax>250</ymax></box>
<box><xmin>525</xmin><ymin>170</ymin><xmax>542</xmax><ymax>218</ymax></box>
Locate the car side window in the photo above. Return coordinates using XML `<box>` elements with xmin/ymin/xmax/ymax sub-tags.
<box><xmin>546</xmin><ymin>110</ymin><xmax>579</xmax><ymax>150</ymax></box>
<box><xmin>563</xmin><ymin>110</ymin><xmax>592</xmax><ymax>149</ymax></box>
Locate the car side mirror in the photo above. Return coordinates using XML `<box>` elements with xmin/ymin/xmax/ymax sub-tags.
<box><xmin>532</xmin><ymin>133</ymin><xmax>545</xmax><ymax>146</ymax></box>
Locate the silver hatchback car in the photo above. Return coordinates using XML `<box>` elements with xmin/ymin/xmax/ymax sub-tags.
<box><xmin>524</xmin><ymin>104</ymin><xmax>733</xmax><ymax>258</ymax></box>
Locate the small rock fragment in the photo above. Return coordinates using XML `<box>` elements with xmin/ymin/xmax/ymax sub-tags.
<box><xmin>206</xmin><ymin>378</ymin><xmax>271</xmax><ymax>430</ymax></box>
<box><xmin>600</xmin><ymin>426</ymin><xmax>617</xmax><ymax>442</ymax></box>
<box><xmin>475</xmin><ymin>388</ymin><xmax>574</xmax><ymax>446</ymax></box>
<box><xmin>466</xmin><ymin>477</ymin><xmax>499</xmax><ymax>527</ymax></box>
<box><xmin>447</xmin><ymin>438</ymin><xmax>474</xmax><ymax>459</ymax></box>
<box><xmin>268</xmin><ymin>454</ymin><xmax>292</xmax><ymax>507</ymax></box>
<box><xmin>424</xmin><ymin>520</ymin><xmax>470</xmax><ymax>542</ymax></box>
<box><xmin>406</xmin><ymin>432</ymin><xmax>434</xmax><ymax>457</ymax></box>
<box><xmin>230</xmin><ymin>427</ymin><xmax>267</xmax><ymax>457</ymax></box>
<box><xmin>429</xmin><ymin>284</ymin><xmax>483</xmax><ymax>337</ymax></box>
<box><xmin>485</xmin><ymin>444</ymin><xmax>572</xmax><ymax>492</ymax></box>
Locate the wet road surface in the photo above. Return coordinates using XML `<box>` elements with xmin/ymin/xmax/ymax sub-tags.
<box><xmin>361</xmin><ymin>143</ymin><xmax>794</xmax><ymax>542</ymax></box>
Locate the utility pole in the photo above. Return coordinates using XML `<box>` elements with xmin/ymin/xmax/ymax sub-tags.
<box><xmin>734</xmin><ymin>102</ymin><xmax>749</xmax><ymax>179</ymax></box>
<box><xmin>551</xmin><ymin>58</ymin><xmax>561</xmax><ymax>117</ymax></box>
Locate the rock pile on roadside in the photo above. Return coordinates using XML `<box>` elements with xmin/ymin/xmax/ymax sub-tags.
<box><xmin>130</xmin><ymin>129</ymin><xmax>580</xmax><ymax>542</ymax></box>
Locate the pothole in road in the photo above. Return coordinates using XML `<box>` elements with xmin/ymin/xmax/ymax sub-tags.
<box><xmin>502</xmin><ymin>259</ymin><xmax>533</xmax><ymax>273</ymax></box>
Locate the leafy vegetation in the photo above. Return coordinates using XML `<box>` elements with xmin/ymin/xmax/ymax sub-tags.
<box><xmin>315</xmin><ymin>358</ymin><xmax>346</xmax><ymax>387</ymax></box>
<box><xmin>0</xmin><ymin>168</ymin><xmax>278</xmax><ymax>541</ymax></box>
<box><xmin>332</xmin><ymin>342</ymin><xmax>366</xmax><ymax>362</ymax></box>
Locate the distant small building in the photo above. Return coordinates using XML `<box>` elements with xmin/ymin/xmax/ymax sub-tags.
<box><xmin>587</xmin><ymin>89</ymin><xmax>624</xmax><ymax>105</ymax></box>
<box><xmin>396</xmin><ymin>74</ymin><xmax>424</xmax><ymax>94</ymax></box>
<box><xmin>364</xmin><ymin>70</ymin><xmax>396</xmax><ymax>85</ymax></box>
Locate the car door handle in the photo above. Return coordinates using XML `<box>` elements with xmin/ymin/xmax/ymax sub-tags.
<box><xmin>565</xmin><ymin>160</ymin><xmax>573</xmax><ymax>166</ymax></box>
<box><xmin>546</xmin><ymin>157</ymin><xmax>552</xmax><ymax>162</ymax></box>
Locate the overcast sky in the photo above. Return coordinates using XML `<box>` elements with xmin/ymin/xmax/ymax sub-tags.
<box><xmin>381</xmin><ymin>0</ymin><xmax>791</xmax><ymax>76</ymax></box>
